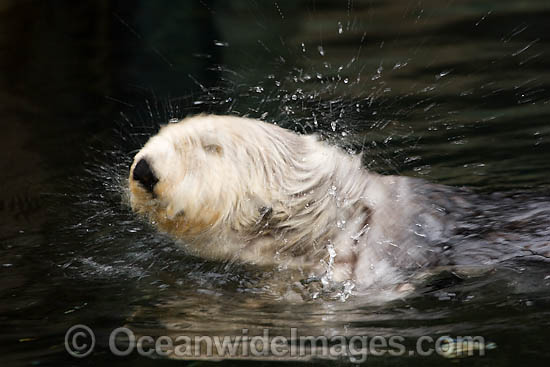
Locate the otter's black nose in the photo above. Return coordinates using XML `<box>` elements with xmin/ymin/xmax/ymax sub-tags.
<box><xmin>133</xmin><ymin>158</ymin><xmax>158</xmax><ymax>194</ymax></box>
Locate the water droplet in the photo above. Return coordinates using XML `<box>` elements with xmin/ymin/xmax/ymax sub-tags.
<box><xmin>339</xmin><ymin>280</ymin><xmax>355</xmax><ymax>302</ymax></box>
<box><xmin>213</xmin><ymin>40</ymin><xmax>229</xmax><ymax>47</ymax></box>
<box><xmin>436</xmin><ymin>69</ymin><xmax>452</xmax><ymax>80</ymax></box>
<box><xmin>371</xmin><ymin>65</ymin><xmax>383</xmax><ymax>80</ymax></box>
<box><xmin>343</xmin><ymin>78</ymin><xmax>349</xmax><ymax>84</ymax></box>
<box><xmin>331</xmin><ymin>121</ymin><xmax>337</xmax><ymax>131</ymax></box>
<box><xmin>327</xmin><ymin>243</ymin><xmax>337</xmax><ymax>258</ymax></box>
<box><xmin>168</xmin><ymin>118</ymin><xmax>179</xmax><ymax>123</ymax></box>
<box><xmin>301</xmin><ymin>42</ymin><xmax>306</xmax><ymax>52</ymax></box>
<box><xmin>393</xmin><ymin>62</ymin><xmax>402</xmax><ymax>69</ymax></box>
<box><xmin>404</xmin><ymin>156</ymin><xmax>421</xmax><ymax>164</ymax></box>
<box><xmin>338</xmin><ymin>21</ymin><xmax>343</xmax><ymax>34</ymax></box>
<box><xmin>253</xmin><ymin>86</ymin><xmax>264</xmax><ymax>93</ymax></box>
<box><xmin>318</xmin><ymin>45</ymin><xmax>325</xmax><ymax>56</ymax></box>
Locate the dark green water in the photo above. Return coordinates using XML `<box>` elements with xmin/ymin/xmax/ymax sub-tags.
<box><xmin>1</xmin><ymin>0</ymin><xmax>549</xmax><ymax>366</ymax></box>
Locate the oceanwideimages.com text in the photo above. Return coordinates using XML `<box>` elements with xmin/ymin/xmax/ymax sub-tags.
<box><xmin>65</xmin><ymin>324</ymin><xmax>495</xmax><ymax>362</ymax></box>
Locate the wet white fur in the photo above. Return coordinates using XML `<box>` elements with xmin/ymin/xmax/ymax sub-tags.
<box><xmin>130</xmin><ymin>115</ymin><xmax>442</xmax><ymax>289</ymax></box>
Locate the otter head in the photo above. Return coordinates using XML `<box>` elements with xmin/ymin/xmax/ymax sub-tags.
<box><xmin>128</xmin><ymin>115</ymin><xmax>293</xmax><ymax>242</ymax></box>
<box><xmin>128</xmin><ymin>114</ymin><xmax>372</xmax><ymax>270</ymax></box>
<box><xmin>129</xmin><ymin>116</ymin><xmax>233</xmax><ymax>239</ymax></box>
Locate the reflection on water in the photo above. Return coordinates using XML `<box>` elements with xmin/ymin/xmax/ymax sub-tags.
<box><xmin>1</xmin><ymin>0</ymin><xmax>549</xmax><ymax>366</ymax></box>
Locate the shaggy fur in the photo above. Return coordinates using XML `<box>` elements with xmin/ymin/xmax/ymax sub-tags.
<box><xmin>129</xmin><ymin>115</ymin><xmax>468</xmax><ymax>288</ymax></box>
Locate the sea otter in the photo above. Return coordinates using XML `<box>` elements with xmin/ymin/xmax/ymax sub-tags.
<box><xmin>128</xmin><ymin>114</ymin><xmax>549</xmax><ymax>290</ymax></box>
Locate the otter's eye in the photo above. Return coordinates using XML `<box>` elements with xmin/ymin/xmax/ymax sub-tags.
<box><xmin>203</xmin><ymin>144</ymin><xmax>223</xmax><ymax>155</ymax></box>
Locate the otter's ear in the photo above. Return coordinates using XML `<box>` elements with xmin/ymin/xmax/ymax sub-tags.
<box><xmin>203</xmin><ymin>144</ymin><xmax>223</xmax><ymax>155</ymax></box>
<box><xmin>200</xmin><ymin>133</ymin><xmax>223</xmax><ymax>155</ymax></box>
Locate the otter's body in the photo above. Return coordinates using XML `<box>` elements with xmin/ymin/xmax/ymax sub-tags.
<box><xmin>128</xmin><ymin>115</ymin><xmax>548</xmax><ymax>289</ymax></box>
